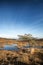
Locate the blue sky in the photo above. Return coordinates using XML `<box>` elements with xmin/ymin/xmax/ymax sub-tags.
<box><xmin>0</xmin><ymin>0</ymin><xmax>43</xmax><ymax>38</ymax></box>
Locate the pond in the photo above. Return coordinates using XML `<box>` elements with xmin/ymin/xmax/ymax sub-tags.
<box><xmin>0</xmin><ymin>44</ymin><xmax>43</xmax><ymax>51</ymax></box>
<box><xmin>0</xmin><ymin>44</ymin><xmax>19</xmax><ymax>51</ymax></box>
<box><xmin>22</xmin><ymin>45</ymin><xmax>43</xmax><ymax>49</ymax></box>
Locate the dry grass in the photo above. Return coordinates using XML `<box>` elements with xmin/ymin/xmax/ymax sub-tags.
<box><xmin>0</xmin><ymin>48</ymin><xmax>43</xmax><ymax>65</ymax></box>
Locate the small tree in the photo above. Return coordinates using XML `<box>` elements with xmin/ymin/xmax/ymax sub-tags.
<box><xmin>18</xmin><ymin>34</ymin><xmax>37</xmax><ymax>54</ymax></box>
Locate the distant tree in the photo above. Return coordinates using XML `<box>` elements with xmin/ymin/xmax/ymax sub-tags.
<box><xmin>18</xmin><ymin>34</ymin><xmax>37</xmax><ymax>54</ymax></box>
<box><xmin>18</xmin><ymin>34</ymin><xmax>32</xmax><ymax>40</ymax></box>
<box><xmin>18</xmin><ymin>34</ymin><xmax>36</xmax><ymax>45</ymax></box>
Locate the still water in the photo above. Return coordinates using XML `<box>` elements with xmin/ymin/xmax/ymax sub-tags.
<box><xmin>0</xmin><ymin>44</ymin><xmax>43</xmax><ymax>51</ymax></box>
<box><xmin>0</xmin><ymin>44</ymin><xmax>19</xmax><ymax>51</ymax></box>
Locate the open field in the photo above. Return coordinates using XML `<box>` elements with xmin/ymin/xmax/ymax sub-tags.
<box><xmin>0</xmin><ymin>38</ymin><xmax>43</xmax><ymax>65</ymax></box>
<box><xmin>0</xmin><ymin>38</ymin><xmax>43</xmax><ymax>47</ymax></box>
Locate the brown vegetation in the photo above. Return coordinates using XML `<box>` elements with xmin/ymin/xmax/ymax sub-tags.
<box><xmin>0</xmin><ymin>34</ymin><xmax>43</xmax><ymax>65</ymax></box>
<box><xmin>0</xmin><ymin>37</ymin><xmax>43</xmax><ymax>48</ymax></box>
<box><xmin>0</xmin><ymin>49</ymin><xmax>43</xmax><ymax>65</ymax></box>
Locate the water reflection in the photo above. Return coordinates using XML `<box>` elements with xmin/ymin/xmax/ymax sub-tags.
<box><xmin>4</xmin><ymin>44</ymin><xmax>19</xmax><ymax>51</ymax></box>
<box><xmin>22</xmin><ymin>45</ymin><xmax>43</xmax><ymax>49</ymax></box>
<box><xmin>0</xmin><ymin>44</ymin><xmax>43</xmax><ymax>51</ymax></box>
<box><xmin>0</xmin><ymin>44</ymin><xmax>19</xmax><ymax>51</ymax></box>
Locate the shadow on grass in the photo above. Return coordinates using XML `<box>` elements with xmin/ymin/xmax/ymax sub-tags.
<box><xmin>14</xmin><ymin>61</ymin><xmax>29</xmax><ymax>65</ymax></box>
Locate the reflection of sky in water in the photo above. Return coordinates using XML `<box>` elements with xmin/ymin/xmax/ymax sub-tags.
<box><xmin>3</xmin><ymin>44</ymin><xmax>19</xmax><ymax>51</ymax></box>
<box><xmin>0</xmin><ymin>44</ymin><xmax>43</xmax><ymax>50</ymax></box>
<box><xmin>4</xmin><ymin>44</ymin><xmax>17</xmax><ymax>47</ymax></box>
<box><xmin>23</xmin><ymin>45</ymin><xmax>43</xmax><ymax>48</ymax></box>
